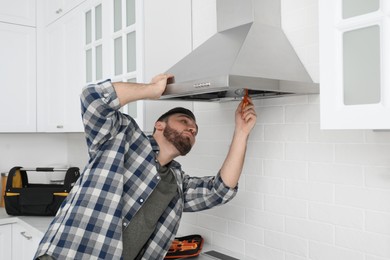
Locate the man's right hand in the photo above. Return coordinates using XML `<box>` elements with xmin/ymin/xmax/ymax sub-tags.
<box><xmin>113</xmin><ymin>73</ymin><xmax>174</xmax><ymax>106</ymax></box>
<box><xmin>148</xmin><ymin>73</ymin><xmax>174</xmax><ymax>99</ymax></box>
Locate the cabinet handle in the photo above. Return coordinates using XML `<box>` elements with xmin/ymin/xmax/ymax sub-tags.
<box><xmin>56</xmin><ymin>125</ymin><xmax>64</xmax><ymax>129</ymax></box>
<box><xmin>20</xmin><ymin>231</ymin><xmax>33</xmax><ymax>240</ymax></box>
<box><xmin>56</xmin><ymin>8</ymin><xmax>63</xmax><ymax>14</ymax></box>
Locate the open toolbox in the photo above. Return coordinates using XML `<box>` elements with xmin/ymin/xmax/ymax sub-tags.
<box><xmin>165</xmin><ymin>234</ymin><xmax>204</xmax><ymax>259</ymax></box>
<box><xmin>3</xmin><ymin>166</ymin><xmax>80</xmax><ymax>216</ymax></box>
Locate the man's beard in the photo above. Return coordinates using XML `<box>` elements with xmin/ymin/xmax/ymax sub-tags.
<box><xmin>163</xmin><ymin>123</ymin><xmax>193</xmax><ymax>155</ymax></box>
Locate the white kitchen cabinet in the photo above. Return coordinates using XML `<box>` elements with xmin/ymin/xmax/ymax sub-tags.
<box><xmin>319</xmin><ymin>0</ymin><xmax>390</xmax><ymax>129</ymax></box>
<box><xmin>141</xmin><ymin>0</ymin><xmax>195</xmax><ymax>132</ymax></box>
<box><xmin>0</xmin><ymin>224</ymin><xmax>12</xmax><ymax>259</ymax></box>
<box><xmin>44</xmin><ymin>0</ymin><xmax>87</xmax><ymax>26</ymax></box>
<box><xmin>0</xmin><ymin>0</ymin><xmax>36</xmax><ymax>26</ymax></box>
<box><xmin>191</xmin><ymin>0</ymin><xmax>217</xmax><ymax>49</ymax></box>
<box><xmin>84</xmin><ymin>0</ymin><xmax>109</xmax><ymax>84</ymax></box>
<box><xmin>37</xmin><ymin>0</ymin><xmax>196</xmax><ymax>133</ymax></box>
<box><xmin>0</xmin><ymin>22</ymin><xmax>37</xmax><ymax>132</ymax></box>
<box><xmin>108</xmin><ymin>0</ymin><xmax>144</xmax><ymax>127</ymax></box>
<box><xmin>12</xmin><ymin>223</ymin><xmax>42</xmax><ymax>260</ymax></box>
<box><xmin>143</xmin><ymin>0</ymin><xmax>192</xmax><ymax>81</ymax></box>
<box><xmin>0</xmin><ymin>223</ymin><xmax>42</xmax><ymax>260</ymax></box>
<box><xmin>37</xmin><ymin>3</ymin><xmax>86</xmax><ymax>132</ymax></box>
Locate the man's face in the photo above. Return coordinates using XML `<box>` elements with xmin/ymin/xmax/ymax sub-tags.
<box><xmin>163</xmin><ymin>114</ymin><xmax>197</xmax><ymax>156</ymax></box>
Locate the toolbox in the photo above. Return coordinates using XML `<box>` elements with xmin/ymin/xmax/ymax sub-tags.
<box><xmin>164</xmin><ymin>234</ymin><xmax>204</xmax><ymax>259</ymax></box>
<box><xmin>3</xmin><ymin>166</ymin><xmax>80</xmax><ymax>216</ymax></box>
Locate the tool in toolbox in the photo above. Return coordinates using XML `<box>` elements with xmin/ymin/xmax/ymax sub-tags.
<box><xmin>3</xmin><ymin>166</ymin><xmax>80</xmax><ymax>216</ymax></box>
<box><xmin>164</xmin><ymin>234</ymin><xmax>204</xmax><ymax>259</ymax></box>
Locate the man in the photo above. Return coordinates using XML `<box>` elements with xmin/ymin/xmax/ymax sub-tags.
<box><xmin>35</xmin><ymin>73</ymin><xmax>257</xmax><ymax>260</ymax></box>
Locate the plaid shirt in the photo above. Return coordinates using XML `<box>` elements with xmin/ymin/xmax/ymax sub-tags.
<box><xmin>35</xmin><ymin>80</ymin><xmax>237</xmax><ymax>260</ymax></box>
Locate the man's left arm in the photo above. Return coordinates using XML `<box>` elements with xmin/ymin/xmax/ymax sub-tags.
<box><xmin>220</xmin><ymin>97</ymin><xmax>257</xmax><ymax>188</ymax></box>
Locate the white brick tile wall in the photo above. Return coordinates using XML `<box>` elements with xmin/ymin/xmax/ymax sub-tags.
<box><xmin>285</xmin><ymin>142</ymin><xmax>334</xmax><ymax>162</ymax></box>
<box><xmin>285</xmin><ymin>217</ymin><xmax>334</xmax><ymax>244</ymax></box>
<box><xmin>245</xmin><ymin>209</ymin><xmax>284</xmax><ymax>232</ymax></box>
<box><xmin>247</xmin><ymin>141</ymin><xmax>284</xmax><ymax>160</ymax></box>
<box><xmin>264</xmin><ymin>159</ymin><xmax>308</xmax><ymax>180</ymax></box>
<box><xmin>335</xmin><ymin>144</ymin><xmax>390</xmax><ymax>166</ymax></box>
<box><xmin>365</xmin><ymin>130</ymin><xmax>390</xmax><ymax>143</ymax></box>
<box><xmin>285</xmin><ymin>254</ymin><xmax>307</xmax><ymax>260</ymax></box>
<box><xmin>228</xmin><ymin>221</ymin><xmax>264</xmax><ymax>245</ymax></box>
<box><xmin>212</xmin><ymin>232</ymin><xmax>246</xmax><ymax>256</ymax></box>
<box><xmin>205</xmin><ymin>204</ymin><xmax>246</xmax><ymax>223</ymax></box>
<box><xmin>264</xmin><ymin>124</ymin><xmax>308</xmax><ymax>142</ymax></box>
<box><xmin>366</xmin><ymin>255</ymin><xmax>390</xmax><ymax>260</ymax></box>
<box><xmin>246</xmin><ymin>243</ymin><xmax>284</xmax><ymax>260</ymax></box>
<box><xmin>265</xmin><ymin>195</ymin><xmax>308</xmax><ymax>218</ymax></box>
<box><xmin>231</xmin><ymin>190</ymin><xmax>263</xmax><ymax>210</ymax></box>
<box><xmin>265</xmin><ymin>230</ymin><xmax>308</xmax><ymax>257</ymax></box>
<box><xmin>335</xmin><ymin>227</ymin><xmax>390</xmax><ymax>258</ymax></box>
<box><xmin>308</xmin><ymin>162</ymin><xmax>364</xmax><ymax>186</ymax></box>
<box><xmin>335</xmin><ymin>185</ymin><xmax>390</xmax><ymax>212</ymax></box>
<box><xmin>197</xmin><ymin>213</ymin><xmax>228</xmax><ymax>233</ymax></box>
<box><xmin>262</xmin><ymin>95</ymin><xmax>308</xmax><ymax>107</ymax></box>
<box><xmin>257</xmin><ymin>106</ymin><xmax>284</xmax><ymax>124</ymax></box>
<box><xmin>308</xmin><ymin>124</ymin><xmax>365</xmax><ymax>143</ymax></box>
<box><xmin>285</xmin><ymin>104</ymin><xmax>320</xmax><ymax>123</ymax></box>
<box><xmin>365</xmin><ymin>211</ymin><xmax>390</xmax><ymax>236</ymax></box>
<box><xmin>246</xmin><ymin>175</ymin><xmax>284</xmax><ymax>196</ymax></box>
<box><xmin>242</xmin><ymin>156</ymin><xmax>263</xmax><ymax>176</ymax></box>
<box><xmin>365</xmin><ymin>166</ymin><xmax>390</xmax><ymax>189</ymax></box>
<box><xmin>309</xmin><ymin>241</ymin><xmax>365</xmax><ymax>260</ymax></box>
<box><xmin>285</xmin><ymin>180</ymin><xmax>334</xmax><ymax>203</ymax></box>
<box><xmin>175</xmin><ymin>0</ymin><xmax>390</xmax><ymax>259</ymax></box>
<box><xmin>308</xmin><ymin>203</ymin><xmax>364</xmax><ymax>229</ymax></box>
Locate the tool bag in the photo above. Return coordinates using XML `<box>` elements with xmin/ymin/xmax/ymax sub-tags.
<box><xmin>164</xmin><ymin>234</ymin><xmax>204</xmax><ymax>259</ymax></box>
<box><xmin>4</xmin><ymin>166</ymin><xmax>80</xmax><ymax>216</ymax></box>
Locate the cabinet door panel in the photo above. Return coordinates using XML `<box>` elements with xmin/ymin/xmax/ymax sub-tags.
<box><xmin>0</xmin><ymin>0</ymin><xmax>36</xmax><ymax>26</ymax></box>
<box><xmin>0</xmin><ymin>225</ymin><xmax>12</xmax><ymax>259</ymax></box>
<box><xmin>38</xmin><ymin>5</ymin><xmax>84</xmax><ymax>132</ymax></box>
<box><xmin>12</xmin><ymin>224</ymin><xmax>42</xmax><ymax>260</ymax></box>
<box><xmin>0</xmin><ymin>23</ymin><xmax>36</xmax><ymax>132</ymax></box>
<box><xmin>43</xmin><ymin>23</ymin><xmax>66</xmax><ymax>131</ymax></box>
<box><xmin>45</xmin><ymin>0</ymin><xmax>87</xmax><ymax>25</ymax></box>
<box><xmin>143</xmin><ymin>0</ymin><xmax>192</xmax><ymax>81</ymax></box>
<box><xmin>319</xmin><ymin>0</ymin><xmax>390</xmax><ymax>129</ymax></box>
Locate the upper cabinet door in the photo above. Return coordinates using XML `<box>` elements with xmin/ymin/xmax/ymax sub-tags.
<box><xmin>319</xmin><ymin>0</ymin><xmax>390</xmax><ymax>129</ymax></box>
<box><xmin>0</xmin><ymin>225</ymin><xmax>12</xmax><ymax>260</ymax></box>
<box><xmin>0</xmin><ymin>23</ymin><xmax>36</xmax><ymax>132</ymax></box>
<box><xmin>44</xmin><ymin>0</ymin><xmax>87</xmax><ymax>25</ymax></box>
<box><xmin>0</xmin><ymin>0</ymin><xmax>36</xmax><ymax>26</ymax></box>
<box><xmin>106</xmin><ymin>0</ymin><xmax>144</xmax><ymax>128</ymax></box>
<box><xmin>37</xmin><ymin>3</ymin><xmax>85</xmax><ymax>132</ymax></box>
<box><xmin>143</xmin><ymin>0</ymin><xmax>192</xmax><ymax>81</ymax></box>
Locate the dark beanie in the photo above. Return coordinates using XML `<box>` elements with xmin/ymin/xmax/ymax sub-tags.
<box><xmin>156</xmin><ymin>107</ymin><xmax>196</xmax><ymax>122</ymax></box>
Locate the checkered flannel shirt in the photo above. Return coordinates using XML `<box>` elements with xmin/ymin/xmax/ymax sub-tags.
<box><xmin>34</xmin><ymin>80</ymin><xmax>237</xmax><ymax>260</ymax></box>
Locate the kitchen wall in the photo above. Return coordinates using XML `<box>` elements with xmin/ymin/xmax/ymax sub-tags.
<box><xmin>0</xmin><ymin>133</ymin><xmax>89</xmax><ymax>185</ymax></box>
<box><xmin>177</xmin><ymin>94</ymin><xmax>390</xmax><ymax>260</ymax></box>
<box><xmin>175</xmin><ymin>1</ymin><xmax>390</xmax><ymax>260</ymax></box>
<box><xmin>1</xmin><ymin>1</ymin><xmax>390</xmax><ymax>259</ymax></box>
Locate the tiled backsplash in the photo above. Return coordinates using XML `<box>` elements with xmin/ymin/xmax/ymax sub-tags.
<box><xmin>176</xmin><ymin>1</ymin><xmax>390</xmax><ymax>259</ymax></box>
<box><xmin>177</xmin><ymin>95</ymin><xmax>390</xmax><ymax>260</ymax></box>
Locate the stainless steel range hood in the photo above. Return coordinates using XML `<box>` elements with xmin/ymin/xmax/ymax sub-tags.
<box><xmin>160</xmin><ymin>0</ymin><xmax>319</xmax><ymax>101</ymax></box>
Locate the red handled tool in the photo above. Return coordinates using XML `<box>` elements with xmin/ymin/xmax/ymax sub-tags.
<box><xmin>241</xmin><ymin>88</ymin><xmax>249</xmax><ymax>114</ymax></box>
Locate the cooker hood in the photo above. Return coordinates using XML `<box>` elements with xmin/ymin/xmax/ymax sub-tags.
<box><xmin>160</xmin><ymin>0</ymin><xmax>319</xmax><ymax>102</ymax></box>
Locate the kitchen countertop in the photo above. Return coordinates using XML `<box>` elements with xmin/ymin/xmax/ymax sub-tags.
<box><xmin>0</xmin><ymin>207</ymin><xmax>53</xmax><ymax>234</ymax></box>
<box><xmin>0</xmin><ymin>208</ymin><xmax>247</xmax><ymax>259</ymax></box>
<box><xmin>195</xmin><ymin>248</ymin><xmax>245</xmax><ymax>260</ymax></box>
